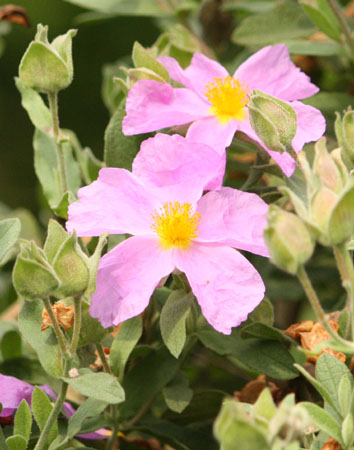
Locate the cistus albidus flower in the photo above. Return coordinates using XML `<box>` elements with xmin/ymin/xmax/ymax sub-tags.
<box><xmin>122</xmin><ymin>44</ymin><xmax>325</xmax><ymax>177</ymax></box>
<box><xmin>0</xmin><ymin>374</ymin><xmax>106</xmax><ymax>439</ymax></box>
<box><xmin>67</xmin><ymin>133</ymin><xmax>268</xmax><ymax>335</ymax></box>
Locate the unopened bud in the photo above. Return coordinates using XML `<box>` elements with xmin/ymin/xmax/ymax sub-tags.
<box><xmin>19</xmin><ymin>24</ymin><xmax>76</xmax><ymax>93</ymax></box>
<box><xmin>338</xmin><ymin>375</ymin><xmax>352</xmax><ymax>417</ymax></box>
<box><xmin>310</xmin><ymin>186</ymin><xmax>338</xmax><ymax>236</ymax></box>
<box><xmin>264</xmin><ymin>205</ymin><xmax>315</xmax><ymax>274</ymax></box>
<box><xmin>342</xmin><ymin>413</ymin><xmax>354</xmax><ymax>448</ymax></box>
<box><xmin>327</xmin><ymin>176</ymin><xmax>354</xmax><ymax>245</ymax></box>
<box><xmin>313</xmin><ymin>138</ymin><xmax>345</xmax><ymax>193</ymax></box>
<box><xmin>13</xmin><ymin>241</ymin><xmax>59</xmax><ymax>300</ymax></box>
<box><xmin>248</xmin><ymin>90</ymin><xmax>297</xmax><ymax>153</ymax></box>
<box><xmin>335</xmin><ymin>109</ymin><xmax>354</xmax><ymax>168</ymax></box>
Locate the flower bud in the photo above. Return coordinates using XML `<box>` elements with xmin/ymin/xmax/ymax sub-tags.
<box><xmin>264</xmin><ymin>205</ymin><xmax>315</xmax><ymax>274</ymax></box>
<box><xmin>310</xmin><ymin>186</ymin><xmax>338</xmax><ymax>235</ymax></box>
<box><xmin>338</xmin><ymin>375</ymin><xmax>352</xmax><ymax>417</ymax></box>
<box><xmin>248</xmin><ymin>90</ymin><xmax>297</xmax><ymax>153</ymax></box>
<box><xmin>19</xmin><ymin>24</ymin><xmax>77</xmax><ymax>93</ymax></box>
<box><xmin>13</xmin><ymin>241</ymin><xmax>60</xmax><ymax>300</ymax></box>
<box><xmin>313</xmin><ymin>138</ymin><xmax>345</xmax><ymax>194</ymax></box>
<box><xmin>335</xmin><ymin>109</ymin><xmax>354</xmax><ymax>167</ymax></box>
<box><xmin>52</xmin><ymin>233</ymin><xmax>89</xmax><ymax>298</ymax></box>
<box><xmin>342</xmin><ymin>413</ymin><xmax>354</xmax><ymax>448</ymax></box>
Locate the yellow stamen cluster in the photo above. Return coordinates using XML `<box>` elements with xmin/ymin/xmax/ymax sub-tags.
<box><xmin>152</xmin><ymin>202</ymin><xmax>201</xmax><ymax>250</ymax></box>
<box><xmin>204</xmin><ymin>76</ymin><xmax>248</xmax><ymax>123</ymax></box>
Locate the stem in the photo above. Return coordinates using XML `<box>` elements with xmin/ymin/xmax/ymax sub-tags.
<box><xmin>327</xmin><ymin>0</ymin><xmax>354</xmax><ymax>58</ymax></box>
<box><xmin>48</xmin><ymin>91</ymin><xmax>68</xmax><ymax>194</ymax></box>
<box><xmin>43</xmin><ymin>297</ymin><xmax>68</xmax><ymax>357</ymax></box>
<box><xmin>34</xmin><ymin>378</ymin><xmax>69</xmax><ymax>450</ymax></box>
<box><xmin>96</xmin><ymin>344</ymin><xmax>119</xmax><ymax>450</ymax></box>
<box><xmin>334</xmin><ymin>244</ymin><xmax>354</xmax><ymax>340</ymax></box>
<box><xmin>296</xmin><ymin>265</ymin><xmax>354</xmax><ymax>350</ymax></box>
<box><xmin>70</xmin><ymin>297</ymin><xmax>82</xmax><ymax>355</ymax></box>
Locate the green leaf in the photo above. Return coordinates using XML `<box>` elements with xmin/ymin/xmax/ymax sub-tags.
<box><xmin>33</xmin><ymin>129</ymin><xmax>81</xmax><ymax>214</ymax></box>
<box><xmin>32</xmin><ymin>386</ymin><xmax>58</xmax><ymax>444</ymax></box>
<box><xmin>294</xmin><ymin>363</ymin><xmax>341</xmax><ymax>416</ymax></box>
<box><xmin>198</xmin><ymin>327</ymin><xmax>298</xmax><ymax>379</ymax></box>
<box><xmin>232</xmin><ymin>1</ymin><xmax>315</xmax><ymax>46</ymax></box>
<box><xmin>1</xmin><ymin>330</ymin><xmax>22</xmax><ymax>360</ymax></box>
<box><xmin>284</xmin><ymin>39</ymin><xmax>342</xmax><ymax>56</ymax></box>
<box><xmin>0</xmin><ymin>218</ymin><xmax>21</xmax><ymax>264</ymax></box>
<box><xmin>240</xmin><ymin>322</ymin><xmax>287</xmax><ymax>342</ymax></box>
<box><xmin>63</xmin><ymin>371</ymin><xmax>125</xmax><ymax>404</ymax></box>
<box><xmin>0</xmin><ymin>428</ymin><xmax>10</xmax><ymax>450</ymax></box>
<box><xmin>303</xmin><ymin>92</ymin><xmax>354</xmax><ymax>116</ymax></box>
<box><xmin>160</xmin><ymin>290</ymin><xmax>193</xmax><ymax>358</ymax></box>
<box><xmin>15</xmin><ymin>78</ymin><xmax>51</xmax><ymax>131</ymax></box>
<box><xmin>121</xmin><ymin>347</ymin><xmax>180</xmax><ymax>419</ymax></box>
<box><xmin>110</xmin><ymin>315</ymin><xmax>143</xmax><ymax>380</ymax></box>
<box><xmin>316</xmin><ymin>354</ymin><xmax>352</xmax><ymax>412</ymax></box>
<box><xmin>64</xmin><ymin>0</ymin><xmax>172</xmax><ymax>17</ymax></box>
<box><xmin>14</xmin><ymin>399</ymin><xmax>32</xmax><ymax>443</ymax></box>
<box><xmin>300</xmin><ymin>0</ymin><xmax>341</xmax><ymax>42</ymax></box>
<box><xmin>6</xmin><ymin>435</ymin><xmax>27</xmax><ymax>450</ymax></box>
<box><xmin>67</xmin><ymin>398</ymin><xmax>107</xmax><ymax>441</ymax></box>
<box><xmin>246</xmin><ymin>297</ymin><xmax>274</xmax><ymax>326</ymax></box>
<box><xmin>132</xmin><ymin>41</ymin><xmax>169</xmax><ymax>81</ymax></box>
<box><xmin>163</xmin><ymin>374</ymin><xmax>193</xmax><ymax>413</ymax></box>
<box><xmin>79</xmin><ymin>302</ymin><xmax>107</xmax><ymax>345</ymax></box>
<box><xmin>18</xmin><ymin>300</ymin><xmax>63</xmax><ymax>377</ymax></box>
<box><xmin>104</xmin><ymin>103</ymin><xmax>149</xmax><ymax>169</ymax></box>
<box><xmin>301</xmin><ymin>402</ymin><xmax>343</xmax><ymax>445</ymax></box>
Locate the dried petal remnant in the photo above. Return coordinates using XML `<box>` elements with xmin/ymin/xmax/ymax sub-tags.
<box><xmin>284</xmin><ymin>320</ymin><xmax>346</xmax><ymax>363</ymax></box>
<box><xmin>41</xmin><ymin>303</ymin><xmax>75</xmax><ymax>331</ymax></box>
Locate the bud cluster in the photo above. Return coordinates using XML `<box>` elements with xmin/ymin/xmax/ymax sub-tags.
<box><xmin>265</xmin><ymin>138</ymin><xmax>354</xmax><ymax>273</ymax></box>
<box><xmin>214</xmin><ymin>388</ymin><xmax>310</xmax><ymax>450</ymax></box>
<box><xmin>12</xmin><ymin>219</ymin><xmax>89</xmax><ymax>300</ymax></box>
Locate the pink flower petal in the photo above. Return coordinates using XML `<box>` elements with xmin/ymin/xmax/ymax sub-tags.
<box><xmin>89</xmin><ymin>236</ymin><xmax>174</xmax><ymax>328</ymax></box>
<box><xmin>234</xmin><ymin>44</ymin><xmax>319</xmax><ymax>101</ymax></box>
<box><xmin>186</xmin><ymin>116</ymin><xmax>238</xmax><ymax>154</ymax></box>
<box><xmin>237</xmin><ymin>120</ymin><xmax>297</xmax><ymax>177</ymax></box>
<box><xmin>176</xmin><ymin>243</ymin><xmax>265</xmax><ymax>334</ymax></box>
<box><xmin>67</xmin><ymin>168</ymin><xmax>158</xmax><ymax>237</ymax></box>
<box><xmin>122</xmin><ymin>80</ymin><xmax>208</xmax><ymax>135</ymax></box>
<box><xmin>133</xmin><ymin>133</ymin><xmax>225</xmax><ymax>200</ymax></box>
<box><xmin>195</xmin><ymin>187</ymin><xmax>269</xmax><ymax>257</ymax></box>
<box><xmin>291</xmin><ymin>100</ymin><xmax>326</xmax><ymax>152</ymax></box>
<box><xmin>0</xmin><ymin>374</ymin><xmax>33</xmax><ymax>417</ymax></box>
<box><xmin>159</xmin><ymin>53</ymin><xmax>229</xmax><ymax>99</ymax></box>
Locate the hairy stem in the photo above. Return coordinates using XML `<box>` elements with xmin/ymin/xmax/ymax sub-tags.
<box><xmin>43</xmin><ymin>297</ymin><xmax>68</xmax><ymax>357</ymax></box>
<box><xmin>48</xmin><ymin>91</ymin><xmax>68</xmax><ymax>194</ymax></box>
<box><xmin>334</xmin><ymin>244</ymin><xmax>354</xmax><ymax>341</ymax></box>
<box><xmin>327</xmin><ymin>0</ymin><xmax>354</xmax><ymax>59</ymax></box>
<box><xmin>34</xmin><ymin>376</ymin><xmax>68</xmax><ymax>450</ymax></box>
<box><xmin>297</xmin><ymin>265</ymin><xmax>354</xmax><ymax>350</ymax></box>
<box><xmin>70</xmin><ymin>297</ymin><xmax>82</xmax><ymax>355</ymax></box>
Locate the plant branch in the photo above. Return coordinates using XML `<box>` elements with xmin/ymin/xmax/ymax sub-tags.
<box><xmin>327</xmin><ymin>0</ymin><xmax>354</xmax><ymax>58</ymax></box>
<box><xmin>43</xmin><ymin>297</ymin><xmax>68</xmax><ymax>357</ymax></box>
<box><xmin>70</xmin><ymin>296</ymin><xmax>82</xmax><ymax>355</ymax></box>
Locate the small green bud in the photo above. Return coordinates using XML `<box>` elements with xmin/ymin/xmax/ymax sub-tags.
<box><xmin>310</xmin><ymin>186</ymin><xmax>338</xmax><ymax>234</ymax></box>
<box><xmin>264</xmin><ymin>205</ymin><xmax>315</xmax><ymax>274</ymax></box>
<box><xmin>13</xmin><ymin>242</ymin><xmax>59</xmax><ymax>300</ymax></box>
<box><xmin>313</xmin><ymin>138</ymin><xmax>345</xmax><ymax>193</ymax></box>
<box><xmin>328</xmin><ymin>176</ymin><xmax>354</xmax><ymax>245</ymax></box>
<box><xmin>342</xmin><ymin>413</ymin><xmax>354</xmax><ymax>448</ymax></box>
<box><xmin>335</xmin><ymin>109</ymin><xmax>354</xmax><ymax>167</ymax></box>
<box><xmin>52</xmin><ymin>233</ymin><xmax>89</xmax><ymax>298</ymax></box>
<box><xmin>43</xmin><ymin>219</ymin><xmax>68</xmax><ymax>264</ymax></box>
<box><xmin>338</xmin><ymin>374</ymin><xmax>352</xmax><ymax>417</ymax></box>
<box><xmin>19</xmin><ymin>24</ymin><xmax>77</xmax><ymax>93</ymax></box>
<box><xmin>253</xmin><ymin>388</ymin><xmax>277</xmax><ymax>421</ymax></box>
<box><xmin>248</xmin><ymin>90</ymin><xmax>297</xmax><ymax>153</ymax></box>
<box><xmin>132</xmin><ymin>41</ymin><xmax>169</xmax><ymax>82</ymax></box>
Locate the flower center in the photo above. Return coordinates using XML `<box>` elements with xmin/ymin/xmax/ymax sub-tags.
<box><xmin>151</xmin><ymin>202</ymin><xmax>201</xmax><ymax>249</ymax></box>
<box><xmin>204</xmin><ymin>76</ymin><xmax>248</xmax><ymax>123</ymax></box>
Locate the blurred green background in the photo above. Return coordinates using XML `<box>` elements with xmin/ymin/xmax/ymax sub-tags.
<box><xmin>0</xmin><ymin>0</ymin><xmax>159</xmax><ymax>211</ymax></box>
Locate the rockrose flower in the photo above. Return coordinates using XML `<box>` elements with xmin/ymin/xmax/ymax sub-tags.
<box><xmin>67</xmin><ymin>134</ymin><xmax>268</xmax><ymax>334</ymax></box>
<box><xmin>0</xmin><ymin>374</ymin><xmax>106</xmax><ymax>439</ymax></box>
<box><xmin>122</xmin><ymin>44</ymin><xmax>325</xmax><ymax>177</ymax></box>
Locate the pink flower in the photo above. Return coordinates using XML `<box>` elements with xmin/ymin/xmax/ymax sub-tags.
<box><xmin>122</xmin><ymin>44</ymin><xmax>326</xmax><ymax>177</ymax></box>
<box><xmin>0</xmin><ymin>374</ymin><xmax>106</xmax><ymax>440</ymax></box>
<box><xmin>67</xmin><ymin>134</ymin><xmax>268</xmax><ymax>335</ymax></box>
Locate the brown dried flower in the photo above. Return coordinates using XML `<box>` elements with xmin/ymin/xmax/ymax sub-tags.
<box><xmin>41</xmin><ymin>303</ymin><xmax>75</xmax><ymax>331</ymax></box>
<box><xmin>284</xmin><ymin>320</ymin><xmax>346</xmax><ymax>363</ymax></box>
<box><xmin>322</xmin><ymin>437</ymin><xmax>341</xmax><ymax>450</ymax></box>
<box><xmin>234</xmin><ymin>375</ymin><xmax>281</xmax><ymax>404</ymax></box>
